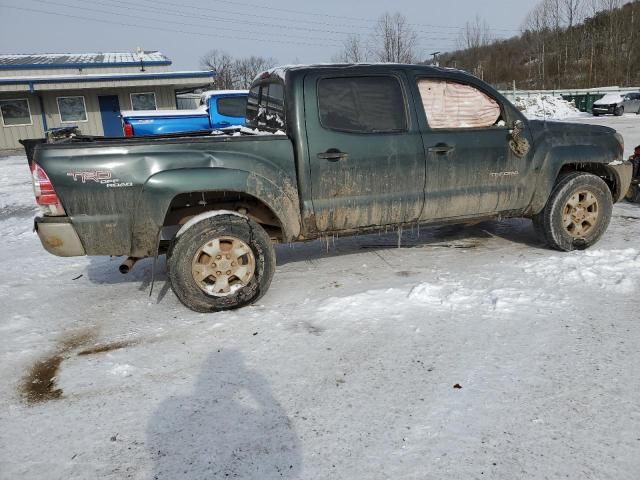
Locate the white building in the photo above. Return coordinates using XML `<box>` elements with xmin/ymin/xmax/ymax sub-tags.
<box><xmin>0</xmin><ymin>51</ymin><xmax>214</xmax><ymax>149</ymax></box>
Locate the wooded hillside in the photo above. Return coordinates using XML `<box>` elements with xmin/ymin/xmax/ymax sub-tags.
<box><xmin>439</xmin><ymin>0</ymin><xmax>640</xmax><ymax>90</ymax></box>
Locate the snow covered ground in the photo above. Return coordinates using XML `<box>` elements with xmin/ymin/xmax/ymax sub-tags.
<box><xmin>1</xmin><ymin>115</ymin><xmax>639</xmax><ymax>479</ymax></box>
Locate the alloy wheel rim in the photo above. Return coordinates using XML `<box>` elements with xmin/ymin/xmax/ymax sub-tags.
<box><xmin>562</xmin><ymin>190</ymin><xmax>599</xmax><ymax>238</ymax></box>
<box><xmin>191</xmin><ymin>236</ymin><xmax>256</xmax><ymax>297</ymax></box>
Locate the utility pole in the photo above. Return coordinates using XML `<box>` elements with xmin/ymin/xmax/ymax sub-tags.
<box><xmin>430</xmin><ymin>51</ymin><xmax>441</xmax><ymax>67</ymax></box>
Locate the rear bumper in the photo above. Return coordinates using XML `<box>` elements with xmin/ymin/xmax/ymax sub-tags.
<box><xmin>34</xmin><ymin>216</ymin><xmax>86</xmax><ymax>257</ymax></box>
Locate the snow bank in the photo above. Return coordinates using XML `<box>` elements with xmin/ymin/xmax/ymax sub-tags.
<box><xmin>524</xmin><ymin>248</ymin><xmax>640</xmax><ymax>294</ymax></box>
<box><xmin>513</xmin><ymin>94</ymin><xmax>582</xmax><ymax>120</ymax></box>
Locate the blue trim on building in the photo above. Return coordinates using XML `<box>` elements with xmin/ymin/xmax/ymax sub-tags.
<box><xmin>0</xmin><ymin>71</ymin><xmax>215</xmax><ymax>86</ymax></box>
<box><xmin>0</xmin><ymin>60</ymin><xmax>173</xmax><ymax>70</ymax></box>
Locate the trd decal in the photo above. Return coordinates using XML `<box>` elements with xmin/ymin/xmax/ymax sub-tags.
<box><xmin>67</xmin><ymin>170</ymin><xmax>133</xmax><ymax>188</ymax></box>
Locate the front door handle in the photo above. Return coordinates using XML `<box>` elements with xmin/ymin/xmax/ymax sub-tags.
<box><xmin>317</xmin><ymin>149</ymin><xmax>349</xmax><ymax>162</ymax></box>
<box><xmin>428</xmin><ymin>144</ymin><xmax>455</xmax><ymax>155</ymax></box>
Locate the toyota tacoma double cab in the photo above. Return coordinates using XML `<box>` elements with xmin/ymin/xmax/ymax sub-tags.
<box><xmin>22</xmin><ymin>64</ymin><xmax>632</xmax><ymax>312</ymax></box>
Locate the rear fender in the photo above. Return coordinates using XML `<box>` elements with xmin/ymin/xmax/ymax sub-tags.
<box><xmin>131</xmin><ymin>168</ymin><xmax>301</xmax><ymax>256</ymax></box>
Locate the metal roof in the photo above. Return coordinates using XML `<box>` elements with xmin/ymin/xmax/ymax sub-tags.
<box><xmin>0</xmin><ymin>51</ymin><xmax>171</xmax><ymax>69</ymax></box>
<box><xmin>0</xmin><ymin>70</ymin><xmax>215</xmax><ymax>92</ymax></box>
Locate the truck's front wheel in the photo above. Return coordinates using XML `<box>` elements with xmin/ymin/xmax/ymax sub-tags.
<box><xmin>167</xmin><ymin>215</ymin><xmax>275</xmax><ymax>312</ymax></box>
<box><xmin>533</xmin><ymin>172</ymin><xmax>613</xmax><ymax>251</ymax></box>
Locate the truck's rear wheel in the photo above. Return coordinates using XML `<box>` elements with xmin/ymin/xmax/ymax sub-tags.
<box><xmin>533</xmin><ymin>172</ymin><xmax>612</xmax><ymax>251</ymax></box>
<box><xmin>167</xmin><ymin>215</ymin><xmax>275</xmax><ymax>312</ymax></box>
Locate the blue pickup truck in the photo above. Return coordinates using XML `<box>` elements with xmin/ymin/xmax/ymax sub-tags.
<box><xmin>121</xmin><ymin>90</ymin><xmax>248</xmax><ymax>136</ymax></box>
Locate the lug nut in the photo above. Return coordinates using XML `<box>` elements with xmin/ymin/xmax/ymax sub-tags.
<box><xmin>216</xmin><ymin>271</ymin><xmax>222</xmax><ymax>275</ymax></box>
<box><xmin>226</xmin><ymin>270</ymin><xmax>231</xmax><ymax>275</ymax></box>
<box><xmin>216</xmin><ymin>255</ymin><xmax>222</xmax><ymax>260</ymax></box>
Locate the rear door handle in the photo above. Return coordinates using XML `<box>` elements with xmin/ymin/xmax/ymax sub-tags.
<box><xmin>317</xmin><ymin>149</ymin><xmax>349</xmax><ymax>162</ymax></box>
<box><xmin>428</xmin><ymin>144</ymin><xmax>455</xmax><ymax>155</ymax></box>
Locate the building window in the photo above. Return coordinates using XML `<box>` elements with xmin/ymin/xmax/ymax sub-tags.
<box><xmin>130</xmin><ymin>92</ymin><xmax>157</xmax><ymax>111</ymax></box>
<box><xmin>57</xmin><ymin>96</ymin><xmax>88</xmax><ymax>123</ymax></box>
<box><xmin>0</xmin><ymin>98</ymin><xmax>32</xmax><ymax>127</ymax></box>
<box><xmin>317</xmin><ymin>76</ymin><xmax>407</xmax><ymax>134</ymax></box>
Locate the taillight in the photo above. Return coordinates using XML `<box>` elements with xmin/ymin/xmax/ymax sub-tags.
<box><xmin>31</xmin><ymin>162</ymin><xmax>66</xmax><ymax>216</ymax></box>
<box><xmin>123</xmin><ymin>123</ymin><xmax>134</xmax><ymax>137</ymax></box>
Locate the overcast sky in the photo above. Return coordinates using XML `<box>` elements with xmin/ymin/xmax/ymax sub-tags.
<box><xmin>0</xmin><ymin>0</ymin><xmax>542</xmax><ymax>70</ymax></box>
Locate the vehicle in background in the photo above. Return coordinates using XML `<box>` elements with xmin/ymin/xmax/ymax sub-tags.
<box><xmin>592</xmin><ymin>92</ymin><xmax>640</xmax><ymax>116</ymax></box>
<box><xmin>22</xmin><ymin>64</ymin><xmax>632</xmax><ymax>312</ymax></box>
<box><xmin>121</xmin><ymin>90</ymin><xmax>248</xmax><ymax>136</ymax></box>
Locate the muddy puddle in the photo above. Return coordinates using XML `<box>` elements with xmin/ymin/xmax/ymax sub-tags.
<box><xmin>19</xmin><ymin>329</ymin><xmax>137</xmax><ymax>405</ymax></box>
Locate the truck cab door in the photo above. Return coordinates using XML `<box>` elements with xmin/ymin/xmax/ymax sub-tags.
<box><xmin>303</xmin><ymin>71</ymin><xmax>425</xmax><ymax>232</ymax></box>
<box><xmin>409</xmin><ymin>74</ymin><xmax>534</xmax><ymax>220</ymax></box>
<box><xmin>210</xmin><ymin>95</ymin><xmax>248</xmax><ymax>128</ymax></box>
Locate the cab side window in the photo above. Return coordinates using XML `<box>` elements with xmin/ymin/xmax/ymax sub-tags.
<box><xmin>417</xmin><ymin>79</ymin><xmax>501</xmax><ymax>129</ymax></box>
<box><xmin>318</xmin><ymin>76</ymin><xmax>407</xmax><ymax>133</ymax></box>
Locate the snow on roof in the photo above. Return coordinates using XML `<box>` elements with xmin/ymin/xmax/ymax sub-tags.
<box><xmin>200</xmin><ymin>90</ymin><xmax>249</xmax><ymax>101</ymax></box>
<box><xmin>0</xmin><ymin>51</ymin><xmax>171</xmax><ymax>69</ymax></box>
<box><xmin>0</xmin><ymin>70</ymin><xmax>214</xmax><ymax>84</ymax></box>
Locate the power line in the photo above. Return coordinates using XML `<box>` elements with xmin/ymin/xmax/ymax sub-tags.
<box><xmin>170</xmin><ymin>0</ymin><xmax>522</xmax><ymax>32</ymax></box>
<box><xmin>0</xmin><ymin>5</ymin><xmax>344</xmax><ymax>49</ymax></box>
<box><xmin>25</xmin><ymin>0</ymin><xmax>347</xmax><ymax>45</ymax></box>
<box><xmin>21</xmin><ymin>0</ymin><xmax>464</xmax><ymax>49</ymax></box>
<box><xmin>75</xmin><ymin>0</ymin><xmax>470</xmax><ymax>42</ymax></box>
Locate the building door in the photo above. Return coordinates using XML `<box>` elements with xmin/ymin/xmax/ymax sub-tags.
<box><xmin>98</xmin><ymin>95</ymin><xmax>122</xmax><ymax>137</ymax></box>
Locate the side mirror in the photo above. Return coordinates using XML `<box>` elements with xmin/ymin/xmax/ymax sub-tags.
<box><xmin>509</xmin><ymin>120</ymin><xmax>529</xmax><ymax>157</ymax></box>
<box><xmin>510</xmin><ymin>119</ymin><xmax>524</xmax><ymax>134</ymax></box>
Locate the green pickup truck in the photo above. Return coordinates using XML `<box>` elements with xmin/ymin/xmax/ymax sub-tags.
<box><xmin>22</xmin><ymin>64</ymin><xmax>632</xmax><ymax>312</ymax></box>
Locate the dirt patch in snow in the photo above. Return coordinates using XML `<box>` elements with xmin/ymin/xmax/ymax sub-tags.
<box><xmin>20</xmin><ymin>329</ymin><xmax>97</xmax><ymax>404</ymax></box>
<box><xmin>77</xmin><ymin>339</ymin><xmax>137</xmax><ymax>356</ymax></box>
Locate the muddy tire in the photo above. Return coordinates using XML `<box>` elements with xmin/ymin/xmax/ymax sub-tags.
<box><xmin>615</xmin><ymin>106</ymin><xmax>624</xmax><ymax>116</ymax></box>
<box><xmin>167</xmin><ymin>215</ymin><xmax>275</xmax><ymax>312</ymax></box>
<box><xmin>532</xmin><ymin>172</ymin><xmax>613</xmax><ymax>251</ymax></box>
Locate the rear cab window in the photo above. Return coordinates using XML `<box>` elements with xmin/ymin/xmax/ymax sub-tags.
<box><xmin>217</xmin><ymin>96</ymin><xmax>247</xmax><ymax>118</ymax></box>
<box><xmin>317</xmin><ymin>76</ymin><xmax>407</xmax><ymax>133</ymax></box>
<box><xmin>417</xmin><ymin>78</ymin><xmax>503</xmax><ymax>130</ymax></box>
<box><xmin>246</xmin><ymin>80</ymin><xmax>286</xmax><ymax>131</ymax></box>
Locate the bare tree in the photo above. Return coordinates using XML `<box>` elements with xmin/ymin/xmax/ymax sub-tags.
<box><xmin>233</xmin><ymin>56</ymin><xmax>277</xmax><ymax>89</ymax></box>
<box><xmin>460</xmin><ymin>15</ymin><xmax>493</xmax><ymax>50</ymax></box>
<box><xmin>562</xmin><ymin>0</ymin><xmax>584</xmax><ymax>27</ymax></box>
<box><xmin>200</xmin><ymin>50</ymin><xmax>235</xmax><ymax>89</ymax></box>
<box><xmin>370</xmin><ymin>12</ymin><xmax>418</xmax><ymax>63</ymax></box>
<box><xmin>333</xmin><ymin>34</ymin><xmax>366</xmax><ymax>63</ymax></box>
